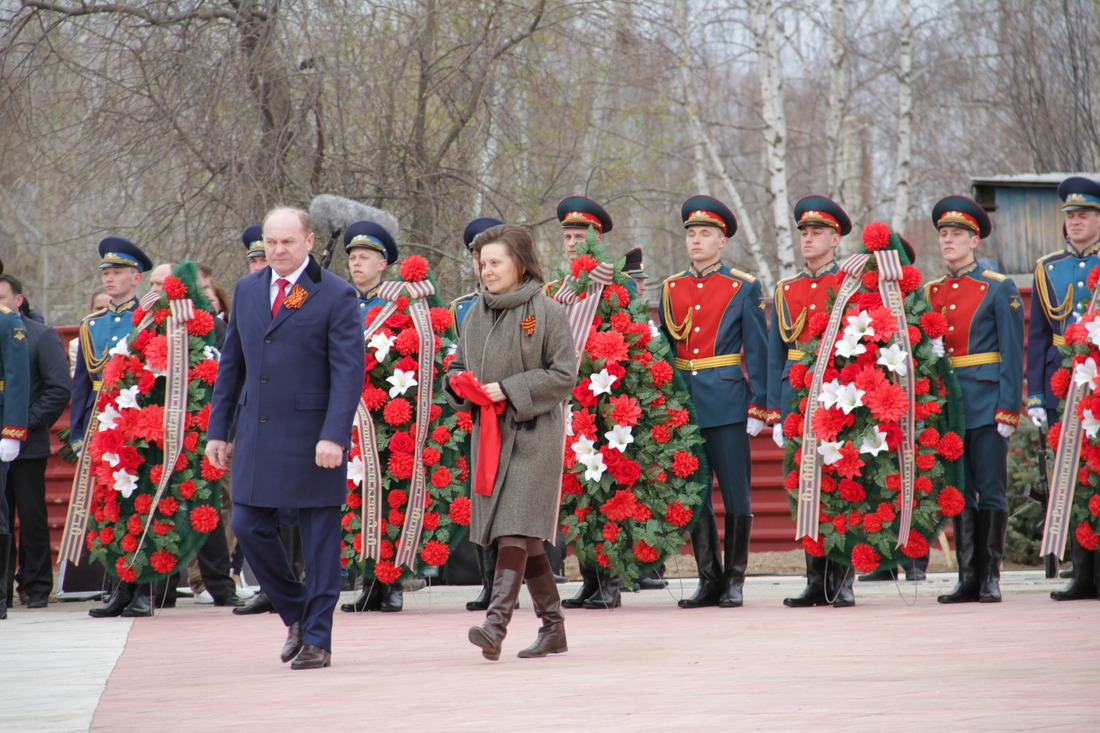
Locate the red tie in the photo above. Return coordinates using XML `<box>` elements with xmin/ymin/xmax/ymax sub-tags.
<box><xmin>272</xmin><ymin>278</ymin><xmax>289</xmax><ymax>318</ymax></box>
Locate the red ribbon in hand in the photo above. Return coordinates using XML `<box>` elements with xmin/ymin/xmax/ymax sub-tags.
<box><xmin>449</xmin><ymin>371</ymin><xmax>506</xmax><ymax>496</ymax></box>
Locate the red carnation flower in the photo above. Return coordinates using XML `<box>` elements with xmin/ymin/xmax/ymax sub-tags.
<box><xmin>143</xmin><ymin>334</ymin><xmax>169</xmax><ymax>371</ymax></box>
<box><xmin>574</xmin><ymin>506</ymin><xmax>591</xmax><ymax>521</ymax></box>
<box><xmin>388</xmin><ymin>508</ymin><xmax>405</xmax><ymax>527</ymax></box>
<box><xmin>420</xmin><ymin>446</ymin><xmax>440</xmax><ymax>466</ymax></box>
<box><xmin>908</xmin><ymin>326</ymin><xmax>922</xmax><ymax>344</ymax></box>
<box><xmin>608</xmin><ymin>394</ymin><xmax>642</xmax><ymax>427</ymax></box>
<box><xmin>394</xmin><ymin>328</ymin><xmax>420</xmax><ymax>356</ymax></box>
<box><xmin>609</xmin><ymin>311</ymin><xmax>633</xmax><ymax>332</ymax></box>
<box><xmin>918</xmin><ymin>427</ymin><xmax>941</xmax><ymax>448</ymax></box>
<box><xmin>862</xmin><ymin>222</ymin><xmax>891</xmax><ymax>251</ymax></box>
<box><xmin>430</xmin><ymin>465</ymin><xmax>452</xmax><ymax>488</ymax></box>
<box><xmin>785</xmin><ymin>469</ymin><xmax>800</xmax><ymax>491</ymax></box>
<box><xmin>633</xmin><ymin>539</ymin><xmax>659</xmax><ymax>563</ymax></box>
<box><xmin>856</xmin><ymin>291</ymin><xmax>883</xmax><ymax>311</ymax></box>
<box><xmin>400</xmin><ymin>255</ymin><xmax>430</xmax><ymax>282</ymax></box>
<box><xmin>115</xmin><ymin>557</ymin><xmax>137</xmax><ymax>583</ymax></box>
<box><xmin>850</xmin><ymin>543</ymin><xmax>882</xmax><ymax>572</ymax></box>
<box><xmin>158</xmin><ymin>496</ymin><xmax>180</xmax><ymax>516</ymax></box>
<box><xmin>86</xmin><ymin>529</ymin><xmax>98</xmax><ymax>551</ymax></box>
<box><xmin>153</xmin><ymin>308</ymin><xmax>170</xmax><ymax>326</ymax></box>
<box><xmin>783</xmin><ymin>411</ymin><xmax>804</xmax><ymax>438</ymax></box>
<box><xmin>803</xmin><ymin>535</ymin><xmax>826</xmax><ymax>557</ymax></box>
<box><xmin>916</xmin><ymin>453</ymin><xmax>936</xmax><ymax>471</ymax></box>
<box><xmin>833</xmin><ymin>442</ymin><xmax>865</xmax><ymax>480</ymax></box>
<box><xmin>374</xmin><ymin>560</ymin><xmax>403</xmax><ymax>584</ymax></box>
<box><xmin>901</xmin><ymin>530</ymin><xmax>929</xmax><ymax>559</ymax></box>
<box><xmin>1076</xmin><ymin>521</ymin><xmax>1099</xmax><ymax>551</ymax></box>
<box><xmin>449</xmin><ymin>496</ymin><xmax>471</xmax><ymax>526</ymax></box>
<box><xmin>588</xmin><ymin>330</ymin><xmax>630</xmax><ymax>363</ymax></box>
<box><xmin>201</xmin><ymin>456</ymin><xmax>225</xmax><ymax>481</ymax></box>
<box><xmin>915</xmin><ymin>476</ymin><xmax>932</xmax><ymax>494</ymax></box>
<box><xmin>787</xmin><ymin>362</ymin><xmax>809</xmax><ymax>391</ymax></box>
<box><xmin>561</xmin><ymin>471</ymin><xmax>583</xmax><ymax>496</ymax></box>
<box><xmin>864</xmin><ymin>382</ymin><xmax>909</xmax><ymax>422</ymax></box>
<box><xmin>346</xmin><ymin>489</ymin><xmax>362</xmax><ymax>509</ymax></box>
<box><xmin>601</xmin><ymin>489</ymin><xmax>640</xmax><ymax>521</ymax></box>
<box><xmin>667</xmin><ymin>408</ymin><xmax>690</xmax><ymax>427</ymax></box>
<box><xmin>937</xmin><ymin>485</ymin><xmax>965</xmax><ymax>517</ymax></box>
<box><xmin>99</xmin><ymin>526</ymin><xmax>115</xmax><ymax>545</ymax></box>
<box><xmin>387</xmin><ymin>489</ymin><xmax>408</xmax><ymax>509</ymax></box>
<box><xmin>862</xmin><ymin>270</ymin><xmax>879</xmax><ymax>290</ymax></box>
<box><xmin>383</xmin><ymin>398</ymin><xmax>413</xmax><ymax>426</ymax></box>
<box><xmin>431</xmin><ymin>425</ymin><xmax>452</xmax><ymax>445</ymax></box>
<box><xmin>821</xmin><ymin>474</ymin><xmax>838</xmax><ymax>493</ymax></box>
<box><xmin>671</xmin><ymin>451</ymin><xmax>699</xmax><ymax>478</ymax></box>
<box><xmin>150</xmin><ymin>549</ymin><xmax>178</xmax><ymax>574</ymax></box>
<box><xmin>665</xmin><ymin>501</ymin><xmax>693</xmax><ymax>527</ymax></box>
<box><xmin>863</xmin><ymin>514</ymin><xmax>883</xmax><ymax>532</ymax></box>
<box><xmin>596</xmin><ymin>543</ymin><xmax>610</xmax><ymax>568</ymax></box>
<box><xmin>920</xmin><ymin>312</ymin><xmax>948</xmax><ymax>339</ymax></box>
<box><xmin>427</xmin><ymin>306</ymin><xmax>453</xmax><ymax>334</ymax></box>
<box><xmin>831</xmin><ymin>514</ymin><xmax>848</xmax><ymax>534</ymax></box>
<box><xmin>178</xmin><ymin>480</ymin><xmax>196</xmax><ymax>499</ymax></box>
<box><xmin>900</xmin><ymin>266</ymin><xmax>922</xmax><ymax>293</ymax></box>
<box><xmin>420</xmin><ymin>540</ymin><xmax>450</xmax><ymax>566</ymax></box>
<box><xmin>570</xmin><ymin>255</ymin><xmax>599</xmax><ymax>277</ymax></box>
<box><xmin>1089</xmin><ymin>267</ymin><xmax>1100</xmax><ymax>290</ymax></box>
<box><xmin>811</xmin><ymin>406</ymin><xmax>855</xmax><ymax>442</ymax></box>
<box><xmin>649</xmin><ymin>394</ymin><xmax>666</xmax><ymax>408</ymax></box>
<box><xmin>1089</xmin><ymin>494</ymin><xmax>1100</xmax><ymax>517</ymax></box>
<box><xmin>936</xmin><ymin>432</ymin><xmax>964</xmax><ymax>461</ymax></box>
<box><xmin>806</xmin><ymin>312</ymin><xmax>830</xmax><ymax>339</ymax></box>
<box><xmin>876</xmin><ymin>502</ymin><xmax>897</xmax><ymax>521</ymax></box>
<box><xmin>602</xmin><ymin>522</ymin><xmax>621</xmax><ymax>542</ymax></box>
<box><xmin>1051</xmin><ymin>368</ymin><xmax>1072</xmax><ymax>399</ymax></box>
<box><xmin>133</xmin><ymin>493</ymin><xmax>153</xmax><ymax>515</ymax></box>
<box><xmin>916</xmin><ymin>400</ymin><xmax>942</xmax><ymax>420</ymax></box>
<box><xmin>186</xmin><ymin>309</ymin><xmax>215</xmax><ymax>337</ymax></box>
<box><xmin>162</xmin><ymin>276</ymin><xmax>187</xmax><ymax>300</ymax></box>
<box><xmin>602</xmin><ymin>283</ymin><xmax>631</xmax><ymax>308</ymax></box>
<box><xmin>190</xmin><ymin>505</ymin><xmax>220</xmax><ymax>533</ymax></box>
<box><xmin>388</xmin><ymin>452</ymin><xmax>415</xmax><ymax>479</ymax></box>
<box><xmin>650</xmin><ymin>360</ymin><xmax>673</xmax><ymax>387</ymax></box>
<box><xmin>131</xmin><ymin>308</ymin><xmax>147</xmax><ymax>326</ymax></box>
<box><xmin>838</xmin><ymin>478</ymin><xmax>866</xmax><ymax>503</ymax></box>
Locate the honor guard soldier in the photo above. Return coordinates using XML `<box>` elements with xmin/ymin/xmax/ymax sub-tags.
<box><xmin>343</xmin><ymin>220</ymin><xmax>399</xmax><ymax>324</ymax></box>
<box><xmin>1030</xmin><ymin>175</ymin><xmax>1100</xmax><ymax>601</ymax></box>
<box><xmin>659</xmin><ymin>195</ymin><xmax>767</xmax><ymax>609</ymax></box>
<box><xmin>242</xmin><ymin>224</ymin><xmax>267</xmax><ymax>273</ymax></box>
<box><xmin>0</xmin><ymin>256</ymin><xmax>31</xmax><ymax>619</ymax></box>
<box><xmin>927</xmin><ymin>196</ymin><xmax>1023</xmax><ymax>604</ymax></box>
<box><xmin>70</xmin><ymin>237</ymin><xmax>153</xmax><ymax>452</ymax></box>
<box><xmin>622</xmin><ymin>247</ymin><xmax>649</xmax><ymax>297</ymax></box>
<box><xmin>451</xmin><ymin>217</ymin><xmax>503</xmax><ymax>335</ymax></box>
<box><xmin>558</xmin><ymin>195</ymin><xmax>613</xmax><ymax>260</ymax></box>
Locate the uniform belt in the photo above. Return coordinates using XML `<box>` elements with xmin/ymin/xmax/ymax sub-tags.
<box><xmin>786</xmin><ymin>349</ymin><xmax>805</xmax><ymax>361</ymax></box>
<box><xmin>674</xmin><ymin>354</ymin><xmax>742</xmax><ymax>371</ymax></box>
<box><xmin>950</xmin><ymin>352</ymin><xmax>1001</xmax><ymax>368</ymax></box>
<box><xmin>1052</xmin><ymin>334</ymin><xmax>1066</xmax><ymax>346</ymax></box>
<box><xmin>0</xmin><ymin>380</ymin><xmax>4</xmax><ymax>390</ymax></box>
<box><xmin>92</xmin><ymin>380</ymin><xmax>103</xmax><ymax>391</ymax></box>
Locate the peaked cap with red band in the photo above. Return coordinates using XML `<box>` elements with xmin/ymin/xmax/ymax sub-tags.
<box><xmin>681</xmin><ymin>194</ymin><xmax>737</xmax><ymax>237</ymax></box>
<box><xmin>793</xmin><ymin>195</ymin><xmax>852</xmax><ymax>236</ymax></box>
<box><xmin>932</xmin><ymin>195</ymin><xmax>991</xmax><ymax>239</ymax></box>
<box><xmin>557</xmin><ymin>195</ymin><xmax>613</xmax><ymax>234</ymax></box>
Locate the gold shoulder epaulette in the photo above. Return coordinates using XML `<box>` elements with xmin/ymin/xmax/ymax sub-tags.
<box><xmin>983</xmin><ymin>270</ymin><xmax>1006</xmax><ymax>281</ymax></box>
<box><xmin>663</xmin><ymin>269</ymin><xmax>690</xmax><ymax>284</ymax></box>
<box><xmin>727</xmin><ymin>267</ymin><xmax>756</xmax><ymax>283</ymax></box>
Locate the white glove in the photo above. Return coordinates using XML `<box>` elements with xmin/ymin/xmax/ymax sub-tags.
<box><xmin>996</xmin><ymin>423</ymin><xmax>1015</xmax><ymax>439</ymax></box>
<box><xmin>746</xmin><ymin>417</ymin><xmax>764</xmax><ymax>437</ymax></box>
<box><xmin>1027</xmin><ymin>407</ymin><xmax>1047</xmax><ymax>427</ymax></box>
<box><xmin>930</xmin><ymin>337</ymin><xmax>945</xmax><ymax>357</ymax></box>
<box><xmin>772</xmin><ymin>422</ymin><xmax>784</xmax><ymax>448</ymax></box>
<box><xmin>0</xmin><ymin>437</ymin><xmax>21</xmax><ymax>463</ymax></box>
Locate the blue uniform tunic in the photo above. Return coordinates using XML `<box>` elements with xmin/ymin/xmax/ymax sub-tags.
<box><xmin>70</xmin><ymin>297</ymin><xmax>138</xmax><ymax>447</ymax></box>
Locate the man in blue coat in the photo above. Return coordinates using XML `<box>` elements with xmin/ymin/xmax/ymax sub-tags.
<box><xmin>207</xmin><ymin>207</ymin><xmax>364</xmax><ymax>669</ymax></box>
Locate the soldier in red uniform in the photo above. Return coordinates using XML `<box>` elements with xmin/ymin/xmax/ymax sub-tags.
<box><xmin>928</xmin><ymin>196</ymin><xmax>1023</xmax><ymax>604</ymax></box>
<box><xmin>659</xmin><ymin>195</ymin><xmax>767</xmax><ymax>608</ymax></box>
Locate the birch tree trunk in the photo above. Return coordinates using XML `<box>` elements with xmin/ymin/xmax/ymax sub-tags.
<box><xmin>891</xmin><ymin>0</ymin><xmax>913</xmax><ymax>234</ymax></box>
<box><xmin>825</xmin><ymin>0</ymin><xmax>847</xmax><ymax>196</ymax></box>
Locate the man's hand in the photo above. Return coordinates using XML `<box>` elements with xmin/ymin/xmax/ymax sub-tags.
<box><xmin>1027</xmin><ymin>407</ymin><xmax>1047</xmax><ymax>427</ymax></box>
<box><xmin>746</xmin><ymin>417</ymin><xmax>764</xmax><ymax>437</ymax></box>
<box><xmin>772</xmin><ymin>422</ymin><xmax>784</xmax><ymax>448</ymax></box>
<box><xmin>206</xmin><ymin>439</ymin><xmax>232</xmax><ymax>470</ymax></box>
<box><xmin>0</xmin><ymin>438</ymin><xmax>21</xmax><ymax>463</ymax></box>
<box><xmin>316</xmin><ymin>439</ymin><xmax>344</xmax><ymax>469</ymax></box>
<box><xmin>483</xmin><ymin>381</ymin><xmax>507</xmax><ymax>403</ymax></box>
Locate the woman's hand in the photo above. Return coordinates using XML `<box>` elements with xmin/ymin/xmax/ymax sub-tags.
<box><xmin>483</xmin><ymin>381</ymin><xmax>507</xmax><ymax>403</ymax></box>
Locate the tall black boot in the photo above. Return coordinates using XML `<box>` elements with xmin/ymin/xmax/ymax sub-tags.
<box><xmin>718</xmin><ymin>515</ymin><xmax>752</xmax><ymax>608</ymax></box>
<box><xmin>829</xmin><ymin>562</ymin><xmax>855</xmax><ymax>607</ymax></box>
<box><xmin>341</xmin><ymin>576</ymin><xmax>382</xmax><ymax>612</ymax></box>
<box><xmin>562</xmin><ymin>563</ymin><xmax>599</xmax><ymax>609</ymax></box>
<box><xmin>906</xmin><ymin>554</ymin><xmax>929</xmax><ymax>581</ymax></box>
<box><xmin>582</xmin><ymin>571</ymin><xmax>621</xmax><ymax>609</ymax></box>
<box><xmin>938</xmin><ymin>508</ymin><xmax>981</xmax><ymax>603</ymax></box>
<box><xmin>978</xmin><ymin>509</ymin><xmax>1008</xmax><ymax>603</ymax></box>
<box><xmin>0</xmin><ymin>534</ymin><xmax>9</xmax><ymax>619</ymax></box>
<box><xmin>379</xmin><ymin>583</ymin><xmax>403</xmax><ymax>612</ymax></box>
<box><xmin>679</xmin><ymin>513</ymin><xmax>722</xmax><ymax>608</ymax></box>
<box><xmin>783</xmin><ymin>553</ymin><xmax>828</xmax><ymax>607</ymax></box>
<box><xmin>121</xmin><ymin>583</ymin><xmax>153</xmax><ymax>617</ymax></box>
<box><xmin>89</xmin><ymin>581</ymin><xmax>135</xmax><ymax>618</ymax></box>
<box><xmin>467</xmin><ymin>541</ymin><xmax>497</xmax><ymax>612</ymax></box>
<box><xmin>635</xmin><ymin>563</ymin><xmax>668</xmax><ymax>590</ymax></box>
<box><xmin>1050</xmin><ymin>533</ymin><xmax>1098</xmax><ymax>601</ymax></box>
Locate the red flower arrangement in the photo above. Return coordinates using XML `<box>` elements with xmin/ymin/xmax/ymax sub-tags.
<box><xmin>84</xmin><ymin>262</ymin><xmax>223</xmax><ymax>582</ymax></box>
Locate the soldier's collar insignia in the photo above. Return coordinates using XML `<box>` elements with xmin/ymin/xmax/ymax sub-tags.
<box><xmin>521</xmin><ymin>315</ymin><xmax>536</xmax><ymax>336</ymax></box>
<box><xmin>948</xmin><ymin>261</ymin><xmax>979</xmax><ymax>278</ymax></box>
<box><xmin>283</xmin><ymin>284</ymin><xmax>309</xmax><ymax>309</ymax></box>
<box><xmin>802</xmin><ymin>261</ymin><xmax>838</xmax><ymax>278</ymax></box>
<box><xmin>108</xmin><ymin>297</ymin><xmax>137</xmax><ymax>314</ymax></box>
<box><xmin>695</xmin><ymin>262</ymin><xmax>722</xmax><ymax>278</ymax></box>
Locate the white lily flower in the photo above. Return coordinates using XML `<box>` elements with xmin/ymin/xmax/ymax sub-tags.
<box><xmin>386</xmin><ymin>368</ymin><xmax>418</xmax><ymax>398</ymax></box>
<box><xmin>368</xmin><ymin>332</ymin><xmax>396</xmax><ymax>362</ymax></box>
<box><xmin>97</xmin><ymin>405</ymin><xmax>121</xmax><ymax>431</ymax></box>
<box><xmin>818</xmin><ymin>440</ymin><xmax>844</xmax><ymax>465</ymax></box>
<box><xmin>834</xmin><ymin>383</ymin><xmax>866</xmax><ymax>415</ymax></box>
<box><xmin>877</xmin><ymin>343</ymin><xmax>909</xmax><ymax>376</ymax></box>
<box><xmin>588</xmin><ymin>368</ymin><xmax>618</xmax><ymax>396</ymax></box>
<box><xmin>1084</xmin><ymin>409</ymin><xmax>1100</xmax><ymax>439</ymax></box>
<box><xmin>571</xmin><ymin>435</ymin><xmax>596</xmax><ymax>459</ymax></box>
<box><xmin>1073</xmin><ymin>356</ymin><xmax>1100</xmax><ymax>391</ymax></box>
<box><xmin>650</xmin><ymin>324</ymin><xmax>662</xmax><ymax>340</ymax></box>
<box><xmin>1087</xmin><ymin>319</ymin><xmax>1100</xmax><ymax>349</ymax></box>
<box><xmin>844</xmin><ymin>310</ymin><xmax>875</xmax><ymax>341</ymax></box>
<box><xmin>108</xmin><ymin>340</ymin><xmax>130</xmax><ymax>357</ymax></box>
<box><xmin>583</xmin><ymin>451</ymin><xmax>607</xmax><ymax>482</ymax></box>
<box><xmin>834</xmin><ymin>335</ymin><xmax>867</xmax><ymax>359</ymax></box>
<box><xmin>115</xmin><ymin>385</ymin><xmax>142</xmax><ymax>410</ymax></box>
<box><xmin>859</xmin><ymin>426</ymin><xmax>890</xmax><ymax>457</ymax></box>
<box><xmin>604</xmin><ymin>424</ymin><xmax>634</xmax><ymax>452</ymax></box>
<box><xmin>112</xmin><ymin>469</ymin><xmax>139</xmax><ymax>498</ymax></box>
<box><xmin>346</xmin><ymin>455</ymin><xmax>365</xmax><ymax>484</ymax></box>
<box><xmin>818</xmin><ymin>379</ymin><xmax>842</xmax><ymax>409</ymax></box>
<box><xmin>103</xmin><ymin>451</ymin><xmax>120</xmax><ymax>467</ymax></box>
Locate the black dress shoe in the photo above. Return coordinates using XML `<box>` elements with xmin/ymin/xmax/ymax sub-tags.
<box><xmin>466</xmin><ymin>585</ymin><xmax>491</xmax><ymax>612</ymax></box>
<box><xmin>291</xmin><ymin>644</ymin><xmax>331</xmax><ymax>670</ymax></box>
<box><xmin>214</xmin><ymin>593</ymin><xmax>245</xmax><ymax>607</ymax></box>
<box><xmin>636</xmin><ymin>576</ymin><xmax>669</xmax><ymax>590</ymax></box>
<box><xmin>89</xmin><ymin>583</ymin><xmax>135</xmax><ymax>618</ymax></box>
<box><xmin>379</xmin><ymin>584</ymin><xmax>403</xmax><ymax>612</ymax></box>
<box><xmin>233</xmin><ymin>590</ymin><xmax>276</xmax><ymax>615</ymax></box>
<box><xmin>858</xmin><ymin>567</ymin><xmax>898</xmax><ymax>582</ymax></box>
<box><xmin>121</xmin><ymin>584</ymin><xmax>153</xmax><ymax>617</ymax></box>
<box><xmin>281</xmin><ymin>621</ymin><xmax>303</xmax><ymax>663</ymax></box>
<box><xmin>25</xmin><ymin>594</ymin><xmax>49</xmax><ymax>609</ymax></box>
<box><xmin>905</xmin><ymin>568</ymin><xmax>927</xmax><ymax>582</ymax></box>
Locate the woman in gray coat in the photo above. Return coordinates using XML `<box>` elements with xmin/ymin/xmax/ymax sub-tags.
<box><xmin>445</xmin><ymin>224</ymin><xmax>577</xmax><ymax>661</ymax></box>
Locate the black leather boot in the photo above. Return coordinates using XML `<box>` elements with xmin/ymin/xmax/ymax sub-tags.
<box><xmin>938</xmin><ymin>508</ymin><xmax>981</xmax><ymax>603</ymax></box>
<box><xmin>858</xmin><ymin>566</ymin><xmax>898</xmax><ymax>582</ymax></box>
<box><xmin>783</xmin><ymin>553</ymin><xmax>828</xmax><ymax>607</ymax></box>
<box><xmin>467</xmin><ymin>541</ymin><xmax>497</xmax><ymax>612</ymax></box>
<box><xmin>635</xmin><ymin>563</ymin><xmax>668</xmax><ymax>590</ymax></box>
<box><xmin>829</xmin><ymin>563</ymin><xmax>855</xmax><ymax>607</ymax></box>
<box><xmin>582</xmin><ymin>571</ymin><xmax>621</xmax><ymax>609</ymax></box>
<box><xmin>517</xmin><ymin>552</ymin><xmax>567</xmax><ymax>658</ymax></box>
<box><xmin>234</xmin><ymin>589</ymin><xmax>276</xmax><ymax>615</ymax></box>
<box><xmin>906</xmin><ymin>554</ymin><xmax>929</xmax><ymax>581</ymax></box>
<box><xmin>379</xmin><ymin>583</ymin><xmax>403</xmax><ymax>612</ymax></box>
<box><xmin>562</xmin><ymin>563</ymin><xmax>599</xmax><ymax>609</ymax></box>
<box><xmin>121</xmin><ymin>583</ymin><xmax>153</xmax><ymax>617</ymax></box>
<box><xmin>1050</xmin><ymin>534</ymin><xmax>1098</xmax><ymax>601</ymax></box>
<box><xmin>679</xmin><ymin>513</ymin><xmax>722</xmax><ymax>608</ymax></box>
<box><xmin>341</xmin><ymin>578</ymin><xmax>382</xmax><ymax>612</ymax></box>
<box><xmin>468</xmin><ymin>544</ymin><xmax>526</xmax><ymax>661</ymax></box>
<box><xmin>89</xmin><ymin>581</ymin><xmax>135</xmax><ymax>618</ymax></box>
<box><xmin>718</xmin><ymin>515</ymin><xmax>752</xmax><ymax>608</ymax></box>
<box><xmin>978</xmin><ymin>509</ymin><xmax>1008</xmax><ymax>603</ymax></box>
